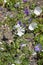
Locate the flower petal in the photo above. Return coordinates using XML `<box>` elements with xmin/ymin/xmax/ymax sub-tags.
<box><xmin>34</xmin><ymin>7</ymin><xmax>42</xmax><ymax>16</ymax></box>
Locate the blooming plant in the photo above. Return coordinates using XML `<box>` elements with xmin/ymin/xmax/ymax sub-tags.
<box><xmin>0</xmin><ymin>0</ymin><xmax>43</xmax><ymax>65</ymax></box>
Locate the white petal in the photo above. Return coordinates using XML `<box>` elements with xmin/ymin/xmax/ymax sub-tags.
<box><xmin>34</xmin><ymin>7</ymin><xmax>42</xmax><ymax>16</ymax></box>
<box><xmin>29</xmin><ymin>24</ymin><xmax>34</xmax><ymax>30</ymax></box>
<box><xmin>14</xmin><ymin>23</ymin><xmax>25</xmax><ymax>36</ymax></box>
<box><xmin>28</xmin><ymin>22</ymin><xmax>37</xmax><ymax>31</ymax></box>
<box><xmin>17</xmin><ymin>27</ymin><xmax>25</xmax><ymax>36</ymax></box>
<box><xmin>17</xmin><ymin>31</ymin><xmax>24</xmax><ymax>36</ymax></box>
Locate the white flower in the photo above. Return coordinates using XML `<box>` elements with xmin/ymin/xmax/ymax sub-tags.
<box><xmin>4</xmin><ymin>0</ymin><xmax>7</xmax><ymax>3</ymax></box>
<box><xmin>28</xmin><ymin>22</ymin><xmax>37</xmax><ymax>31</ymax></box>
<box><xmin>34</xmin><ymin>6</ymin><xmax>42</xmax><ymax>16</ymax></box>
<box><xmin>17</xmin><ymin>27</ymin><xmax>25</xmax><ymax>37</ymax></box>
<box><xmin>14</xmin><ymin>23</ymin><xmax>25</xmax><ymax>37</ymax></box>
<box><xmin>17</xmin><ymin>31</ymin><xmax>24</xmax><ymax>36</ymax></box>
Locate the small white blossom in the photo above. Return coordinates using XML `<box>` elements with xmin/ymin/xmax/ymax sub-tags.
<box><xmin>14</xmin><ymin>23</ymin><xmax>25</xmax><ymax>37</ymax></box>
<box><xmin>17</xmin><ymin>27</ymin><xmax>25</xmax><ymax>37</ymax></box>
<box><xmin>28</xmin><ymin>22</ymin><xmax>37</xmax><ymax>31</ymax></box>
<box><xmin>17</xmin><ymin>31</ymin><xmax>24</xmax><ymax>37</ymax></box>
<box><xmin>34</xmin><ymin>6</ymin><xmax>42</xmax><ymax>16</ymax></box>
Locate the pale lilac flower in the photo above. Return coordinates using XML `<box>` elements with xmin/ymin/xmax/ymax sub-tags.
<box><xmin>34</xmin><ymin>44</ymin><xmax>42</xmax><ymax>52</ymax></box>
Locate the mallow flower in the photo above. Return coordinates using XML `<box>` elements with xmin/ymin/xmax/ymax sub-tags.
<box><xmin>28</xmin><ymin>22</ymin><xmax>37</xmax><ymax>31</ymax></box>
<box><xmin>34</xmin><ymin>44</ymin><xmax>42</xmax><ymax>52</ymax></box>
<box><xmin>34</xmin><ymin>6</ymin><xmax>42</xmax><ymax>16</ymax></box>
